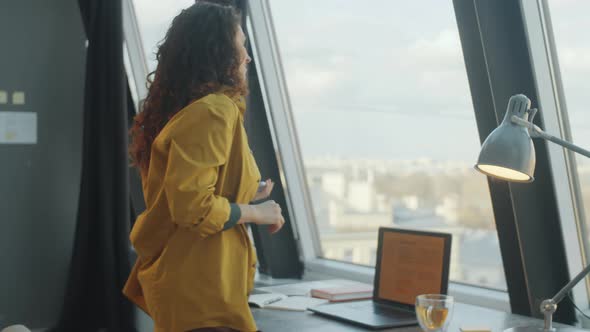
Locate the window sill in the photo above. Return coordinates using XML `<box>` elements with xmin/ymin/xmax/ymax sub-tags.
<box><xmin>304</xmin><ymin>258</ymin><xmax>510</xmax><ymax>312</ymax></box>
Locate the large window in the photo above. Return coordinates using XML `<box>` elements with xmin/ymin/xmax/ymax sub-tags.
<box><xmin>547</xmin><ymin>0</ymin><xmax>590</xmax><ymax>243</ymax></box>
<box><xmin>269</xmin><ymin>0</ymin><xmax>506</xmax><ymax>290</ymax></box>
<box><xmin>132</xmin><ymin>0</ymin><xmax>195</xmax><ymax>73</ymax></box>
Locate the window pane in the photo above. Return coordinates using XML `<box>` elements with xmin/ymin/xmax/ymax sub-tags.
<box><xmin>270</xmin><ymin>0</ymin><xmax>506</xmax><ymax>290</ymax></box>
<box><xmin>547</xmin><ymin>1</ymin><xmax>590</xmax><ymax>258</ymax></box>
<box><xmin>132</xmin><ymin>0</ymin><xmax>195</xmax><ymax>73</ymax></box>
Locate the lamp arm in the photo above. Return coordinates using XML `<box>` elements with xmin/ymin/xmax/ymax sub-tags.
<box><xmin>533</xmin><ymin>263</ymin><xmax>590</xmax><ymax>332</ymax></box>
<box><xmin>551</xmin><ymin>263</ymin><xmax>590</xmax><ymax>304</ymax></box>
<box><xmin>510</xmin><ymin>114</ymin><xmax>590</xmax><ymax>329</ymax></box>
<box><xmin>511</xmin><ymin>116</ymin><xmax>590</xmax><ymax>158</ymax></box>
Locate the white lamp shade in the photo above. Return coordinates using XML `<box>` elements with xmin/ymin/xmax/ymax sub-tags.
<box><xmin>475</xmin><ymin>94</ymin><xmax>536</xmax><ymax>182</ymax></box>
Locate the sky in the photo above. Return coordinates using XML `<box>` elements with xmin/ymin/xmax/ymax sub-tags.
<box><xmin>132</xmin><ymin>0</ymin><xmax>589</xmax><ymax>163</ymax></box>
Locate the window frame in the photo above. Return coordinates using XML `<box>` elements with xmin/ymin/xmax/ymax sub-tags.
<box><xmin>122</xmin><ymin>0</ymin><xmax>149</xmax><ymax>111</ymax></box>
<box><xmin>246</xmin><ymin>0</ymin><xmax>322</xmax><ymax>263</ymax></box>
<box><xmin>520</xmin><ymin>0</ymin><xmax>590</xmax><ymax>311</ymax></box>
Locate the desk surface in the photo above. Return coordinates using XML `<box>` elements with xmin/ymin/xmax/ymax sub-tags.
<box><xmin>252</xmin><ymin>302</ymin><xmax>585</xmax><ymax>332</ymax></box>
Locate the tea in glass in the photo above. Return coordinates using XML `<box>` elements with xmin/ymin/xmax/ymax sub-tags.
<box><xmin>415</xmin><ymin>294</ymin><xmax>454</xmax><ymax>332</ymax></box>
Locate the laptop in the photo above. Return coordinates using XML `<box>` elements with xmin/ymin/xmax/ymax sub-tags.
<box><xmin>309</xmin><ymin>227</ymin><xmax>452</xmax><ymax>330</ymax></box>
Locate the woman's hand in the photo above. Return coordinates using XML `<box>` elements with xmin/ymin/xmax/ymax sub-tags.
<box><xmin>252</xmin><ymin>178</ymin><xmax>274</xmax><ymax>202</ymax></box>
<box><xmin>251</xmin><ymin>200</ymin><xmax>285</xmax><ymax>234</ymax></box>
<box><xmin>237</xmin><ymin>199</ymin><xmax>285</xmax><ymax>234</ymax></box>
<box><xmin>267</xmin><ymin>219</ymin><xmax>285</xmax><ymax>234</ymax></box>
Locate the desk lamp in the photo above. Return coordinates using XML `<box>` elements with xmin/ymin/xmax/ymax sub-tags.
<box><xmin>475</xmin><ymin>94</ymin><xmax>590</xmax><ymax>332</ymax></box>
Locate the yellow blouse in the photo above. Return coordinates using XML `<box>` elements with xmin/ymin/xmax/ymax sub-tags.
<box><xmin>123</xmin><ymin>92</ymin><xmax>261</xmax><ymax>332</ymax></box>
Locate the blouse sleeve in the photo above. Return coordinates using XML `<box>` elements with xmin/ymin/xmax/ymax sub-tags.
<box><xmin>163</xmin><ymin>101</ymin><xmax>238</xmax><ymax>238</ymax></box>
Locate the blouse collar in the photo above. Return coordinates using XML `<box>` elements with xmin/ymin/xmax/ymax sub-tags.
<box><xmin>220</xmin><ymin>86</ymin><xmax>246</xmax><ymax>115</ymax></box>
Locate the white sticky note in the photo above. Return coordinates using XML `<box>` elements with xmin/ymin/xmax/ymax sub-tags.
<box><xmin>12</xmin><ymin>91</ymin><xmax>25</xmax><ymax>105</ymax></box>
<box><xmin>0</xmin><ymin>91</ymin><xmax>7</xmax><ymax>104</ymax></box>
<box><xmin>0</xmin><ymin>111</ymin><xmax>37</xmax><ymax>144</ymax></box>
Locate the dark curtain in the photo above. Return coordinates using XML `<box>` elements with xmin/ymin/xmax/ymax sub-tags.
<box><xmin>51</xmin><ymin>0</ymin><xmax>136</xmax><ymax>330</ymax></box>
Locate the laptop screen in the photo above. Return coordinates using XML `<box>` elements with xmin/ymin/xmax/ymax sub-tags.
<box><xmin>375</xmin><ymin>228</ymin><xmax>451</xmax><ymax>306</ymax></box>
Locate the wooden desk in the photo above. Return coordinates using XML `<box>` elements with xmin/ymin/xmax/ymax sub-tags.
<box><xmin>252</xmin><ymin>302</ymin><xmax>586</xmax><ymax>332</ymax></box>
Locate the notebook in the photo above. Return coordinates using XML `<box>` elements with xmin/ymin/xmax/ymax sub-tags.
<box><xmin>311</xmin><ymin>284</ymin><xmax>373</xmax><ymax>302</ymax></box>
<box><xmin>248</xmin><ymin>293</ymin><xmax>328</xmax><ymax>311</ymax></box>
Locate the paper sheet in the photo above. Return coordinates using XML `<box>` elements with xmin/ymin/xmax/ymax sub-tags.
<box><xmin>263</xmin><ymin>296</ymin><xmax>328</xmax><ymax>311</ymax></box>
<box><xmin>256</xmin><ymin>279</ymin><xmax>363</xmax><ymax>296</ymax></box>
<box><xmin>0</xmin><ymin>112</ymin><xmax>37</xmax><ymax>144</ymax></box>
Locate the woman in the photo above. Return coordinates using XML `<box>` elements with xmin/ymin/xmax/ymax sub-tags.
<box><xmin>123</xmin><ymin>2</ymin><xmax>285</xmax><ymax>331</ymax></box>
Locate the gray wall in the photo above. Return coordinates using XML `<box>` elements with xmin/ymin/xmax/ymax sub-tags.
<box><xmin>0</xmin><ymin>0</ymin><xmax>86</xmax><ymax>328</ymax></box>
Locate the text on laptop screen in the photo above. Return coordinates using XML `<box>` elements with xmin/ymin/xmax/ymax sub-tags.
<box><xmin>378</xmin><ymin>231</ymin><xmax>446</xmax><ymax>305</ymax></box>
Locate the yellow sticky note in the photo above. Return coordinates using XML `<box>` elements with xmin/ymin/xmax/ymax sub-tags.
<box><xmin>12</xmin><ymin>91</ymin><xmax>25</xmax><ymax>105</ymax></box>
<box><xmin>460</xmin><ymin>328</ymin><xmax>492</xmax><ymax>332</ymax></box>
<box><xmin>0</xmin><ymin>90</ymin><xmax>7</xmax><ymax>104</ymax></box>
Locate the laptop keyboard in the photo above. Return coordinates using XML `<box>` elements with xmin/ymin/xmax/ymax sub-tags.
<box><xmin>347</xmin><ymin>301</ymin><xmax>376</xmax><ymax>310</ymax></box>
<box><xmin>374</xmin><ymin>306</ymin><xmax>412</xmax><ymax>317</ymax></box>
<box><xmin>349</xmin><ymin>302</ymin><xmax>415</xmax><ymax>319</ymax></box>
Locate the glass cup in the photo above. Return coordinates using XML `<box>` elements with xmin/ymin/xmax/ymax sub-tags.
<box><xmin>415</xmin><ymin>294</ymin><xmax>454</xmax><ymax>332</ymax></box>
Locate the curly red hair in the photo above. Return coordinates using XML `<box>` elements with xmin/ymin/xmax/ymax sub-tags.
<box><xmin>129</xmin><ymin>2</ymin><xmax>247</xmax><ymax>176</ymax></box>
